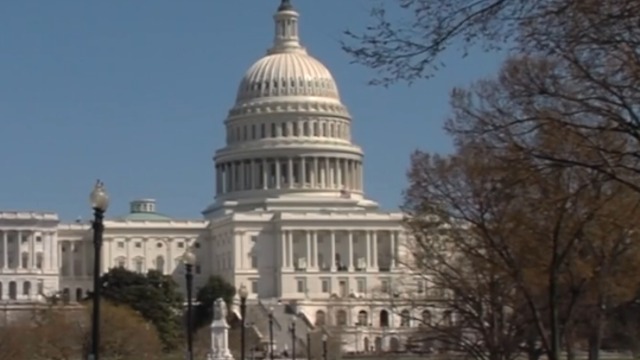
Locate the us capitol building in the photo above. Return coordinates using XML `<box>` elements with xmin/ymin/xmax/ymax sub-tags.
<box><xmin>0</xmin><ymin>0</ymin><xmax>433</xmax><ymax>353</ymax></box>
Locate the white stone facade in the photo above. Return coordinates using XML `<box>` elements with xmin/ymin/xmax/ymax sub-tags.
<box><xmin>0</xmin><ymin>1</ymin><xmax>420</xmax><ymax>352</ymax></box>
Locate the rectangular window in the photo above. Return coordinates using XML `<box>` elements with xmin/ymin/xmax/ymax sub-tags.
<box><xmin>251</xmin><ymin>256</ymin><xmax>258</xmax><ymax>269</ymax></box>
<box><xmin>356</xmin><ymin>278</ymin><xmax>366</xmax><ymax>293</ymax></box>
<box><xmin>177</xmin><ymin>242</ymin><xmax>185</xmax><ymax>248</ymax></box>
<box><xmin>417</xmin><ymin>279</ymin><xmax>425</xmax><ymax>293</ymax></box>
<box><xmin>135</xmin><ymin>242</ymin><xmax>142</xmax><ymax>248</ymax></box>
<box><xmin>117</xmin><ymin>242</ymin><xmax>124</xmax><ymax>248</ymax></box>
<box><xmin>296</xmin><ymin>279</ymin><xmax>306</xmax><ymax>293</ymax></box>
<box><xmin>381</xmin><ymin>280</ymin><xmax>389</xmax><ymax>293</ymax></box>
<box><xmin>251</xmin><ymin>236</ymin><xmax>258</xmax><ymax>242</ymax></box>
<box><xmin>251</xmin><ymin>280</ymin><xmax>258</xmax><ymax>294</ymax></box>
<box><xmin>339</xmin><ymin>279</ymin><xmax>348</xmax><ymax>297</ymax></box>
<box><xmin>321</xmin><ymin>279</ymin><xmax>330</xmax><ymax>293</ymax></box>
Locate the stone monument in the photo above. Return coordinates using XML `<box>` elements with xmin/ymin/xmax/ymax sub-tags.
<box><xmin>207</xmin><ymin>298</ymin><xmax>234</xmax><ymax>360</ymax></box>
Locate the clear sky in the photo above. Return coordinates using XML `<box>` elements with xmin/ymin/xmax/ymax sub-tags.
<box><xmin>0</xmin><ymin>0</ymin><xmax>504</xmax><ymax>221</ymax></box>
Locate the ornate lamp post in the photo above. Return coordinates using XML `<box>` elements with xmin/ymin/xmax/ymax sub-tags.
<box><xmin>289</xmin><ymin>315</ymin><xmax>297</xmax><ymax>360</ymax></box>
<box><xmin>238</xmin><ymin>284</ymin><xmax>249</xmax><ymax>360</ymax></box>
<box><xmin>182</xmin><ymin>250</ymin><xmax>196</xmax><ymax>360</ymax></box>
<box><xmin>306</xmin><ymin>333</ymin><xmax>311</xmax><ymax>360</ymax></box>
<box><xmin>89</xmin><ymin>180</ymin><xmax>109</xmax><ymax>360</ymax></box>
<box><xmin>268</xmin><ymin>307</ymin><xmax>275</xmax><ymax>360</ymax></box>
<box><xmin>322</xmin><ymin>334</ymin><xmax>328</xmax><ymax>360</ymax></box>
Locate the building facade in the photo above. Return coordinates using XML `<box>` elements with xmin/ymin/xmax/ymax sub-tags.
<box><xmin>0</xmin><ymin>1</ymin><xmax>428</xmax><ymax>353</ymax></box>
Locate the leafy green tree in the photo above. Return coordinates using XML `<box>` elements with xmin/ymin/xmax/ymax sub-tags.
<box><xmin>96</xmin><ymin>267</ymin><xmax>184</xmax><ymax>351</ymax></box>
<box><xmin>194</xmin><ymin>275</ymin><xmax>236</xmax><ymax>328</ymax></box>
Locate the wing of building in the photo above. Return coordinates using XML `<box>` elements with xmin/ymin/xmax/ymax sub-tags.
<box><xmin>0</xmin><ymin>1</ymin><xmax>427</xmax><ymax>353</ymax></box>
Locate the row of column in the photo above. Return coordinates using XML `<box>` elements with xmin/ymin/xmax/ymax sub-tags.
<box><xmin>0</xmin><ymin>230</ymin><xmax>55</xmax><ymax>272</ymax></box>
<box><xmin>280</xmin><ymin>230</ymin><xmax>399</xmax><ymax>272</ymax></box>
<box><xmin>60</xmin><ymin>241</ymin><xmax>93</xmax><ymax>277</ymax></box>
<box><xmin>215</xmin><ymin>156</ymin><xmax>363</xmax><ymax>195</ymax></box>
<box><xmin>227</xmin><ymin>118</ymin><xmax>350</xmax><ymax>143</ymax></box>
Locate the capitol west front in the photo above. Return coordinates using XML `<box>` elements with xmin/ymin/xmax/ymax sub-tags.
<box><xmin>0</xmin><ymin>1</ymin><xmax>421</xmax><ymax>352</ymax></box>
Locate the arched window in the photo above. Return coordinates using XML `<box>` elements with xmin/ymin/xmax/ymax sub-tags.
<box><xmin>22</xmin><ymin>281</ymin><xmax>31</xmax><ymax>296</ymax></box>
<box><xmin>315</xmin><ymin>310</ymin><xmax>326</xmax><ymax>326</ymax></box>
<box><xmin>336</xmin><ymin>309</ymin><xmax>347</xmax><ymax>326</ymax></box>
<box><xmin>156</xmin><ymin>255</ymin><xmax>165</xmax><ymax>273</ymax></box>
<box><xmin>76</xmin><ymin>288</ymin><xmax>83</xmax><ymax>301</ymax></box>
<box><xmin>421</xmin><ymin>310</ymin><xmax>432</xmax><ymax>326</ymax></box>
<box><xmin>357</xmin><ymin>310</ymin><xmax>368</xmax><ymax>326</ymax></box>
<box><xmin>134</xmin><ymin>258</ymin><xmax>144</xmax><ymax>273</ymax></box>
<box><xmin>379</xmin><ymin>310</ymin><xmax>389</xmax><ymax>327</ymax></box>
<box><xmin>8</xmin><ymin>281</ymin><xmax>17</xmax><ymax>300</ymax></box>
<box><xmin>400</xmin><ymin>309</ymin><xmax>411</xmax><ymax>327</ymax></box>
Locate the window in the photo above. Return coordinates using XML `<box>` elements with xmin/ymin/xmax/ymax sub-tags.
<box><xmin>195</xmin><ymin>242</ymin><xmax>201</xmax><ymax>249</ymax></box>
<box><xmin>117</xmin><ymin>258</ymin><xmax>126</xmax><ymax>268</ymax></box>
<box><xmin>417</xmin><ymin>280</ymin><xmax>424</xmax><ymax>293</ymax></box>
<box><xmin>135</xmin><ymin>259</ymin><xmax>144</xmax><ymax>273</ymax></box>
<box><xmin>357</xmin><ymin>278</ymin><xmax>366</xmax><ymax>293</ymax></box>
<box><xmin>22</xmin><ymin>281</ymin><xmax>31</xmax><ymax>296</ymax></box>
<box><xmin>36</xmin><ymin>236</ymin><xmax>42</xmax><ymax>242</ymax></box>
<box><xmin>400</xmin><ymin>309</ymin><xmax>411</xmax><ymax>327</ymax></box>
<box><xmin>251</xmin><ymin>236</ymin><xmax>258</xmax><ymax>242</ymax></box>
<box><xmin>36</xmin><ymin>253</ymin><xmax>43</xmax><ymax>269</ymax></box>
<box><xmin>37</xmin><ymin>280</ymin><xmax>44</xmax><ymax>295</ymax></box>
<box><xmin>251</xmin><ymin>256</ymin><xmax>258</xmax><ymax>269</ymax></box>
<box><xmin>177</xmin><ymin>242</ymin><xmax>185</xmax><ymax>248</ymax></box>
<box><xmin>251</xmin><ymin>280</ymin><xmax>258</xmax><ymax>294</ymax></box>
<box><xmin>357</xmin><ymin>310</ymin><xmax>368</xmax><ymax>326</ymax></box>
<box><xmin>321</xmin><ymin>279</ymin><xmax>330</xmax><ymax>293</ymax></box>
<box><xmin>135</xmin><ymin>242</ymin><xmax>142</xmax><ymax>248</ymax></box>
<box><xmin>155</xmin><ymin>256</ymin><xmax>165</xmax><ymax>273</ymax></box>
<box><xmin>296</xmin><ymin>279</ymin><xmax>306</xmax><ymax>293</ymax></box>
<box><xmin>380</xmin><ymin>280</ymin><xmax>389</xmax><ymax>293</ymax></box>
<box><xmin>156</xmin><ymin>242</ymin><xmax>163</xmax><ymax>248</ymax></box>
<box><xmin>117</xmin><ymin>242</ymin><xmax>124</xmax><ymax>248</ymax></box>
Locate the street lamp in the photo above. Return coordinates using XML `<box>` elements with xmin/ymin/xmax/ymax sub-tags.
<box><xmin>268</xmin><ymin>307</ymin><xmax>275</xmax><ymax>360</ymax></box>
<box><xmin>238</xmin><ymin>284</ymin><xmax>249</xmax><ymax>360</ymax></box>
<box><xmin>182</xmin><ymin>249</ymin><xmax>196</xmax><ymax>360</ymax></box>
<box><xmin>322</xmin><ymin>334</ymin><xmax>328</xmax><ymax>360</ymax></box>
<box><xmin>289</xmin><ymin>315</ymin><xmax>297</xmax><ymax>360</ymax></box>
<box><xmin>89</xmin><ymin>180</ymin><xmax>109</xmax><ymax>360</ymax></box>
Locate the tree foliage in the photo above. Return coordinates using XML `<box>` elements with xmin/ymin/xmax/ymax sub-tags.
<box><xmin>194</xmin><ymin>275</ymin><xmax>236</xmax><ymax>329</ymax></box>
<box><xmin>98</xmin><ymin>267</ymin><xmax>184</xmax><ymax>351</ymax></box>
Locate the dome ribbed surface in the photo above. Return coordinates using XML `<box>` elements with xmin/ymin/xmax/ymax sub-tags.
<box><xmin>235</xmin><ymin>52</ymin><xmax>340</xmax><ymax>103</ymax></box>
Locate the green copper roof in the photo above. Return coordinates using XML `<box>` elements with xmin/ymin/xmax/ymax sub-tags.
<box><xmin>117</xmin><ymin>212</ymin><xmax>173</xmax><ymax>222</ymax></box>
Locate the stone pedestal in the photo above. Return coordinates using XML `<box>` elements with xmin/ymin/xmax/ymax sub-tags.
<box><xmin>207</xmin><ymin>298</ymin><xmax>234</xmax><ymax>360</ymax></box>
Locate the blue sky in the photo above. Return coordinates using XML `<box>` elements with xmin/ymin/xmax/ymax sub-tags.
<box><xmin>0</xmin><ymin>0</ymin><xmax>504</xmax><ymax>221</ymax></box>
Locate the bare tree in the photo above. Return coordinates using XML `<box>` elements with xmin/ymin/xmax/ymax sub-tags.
<box><xmin>402</xmin><ymin>138</ymin><xmax>640</xmax><ymax>360</ymax></box>
<box><xmin>342</xmin><ymin>0</ymin><xmax>639</xmax><ymax>85</ymax></box>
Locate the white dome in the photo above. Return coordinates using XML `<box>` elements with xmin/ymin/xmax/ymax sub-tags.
<box><xmin>235</xmin><ymin>51</ymin><xmax>340</xmax><ymax>103</ymax></box>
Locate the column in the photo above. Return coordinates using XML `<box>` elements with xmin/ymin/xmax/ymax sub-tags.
<box><xmin>288</xmin><ymin>231</ymin><xmax>294</xmax><ymax>268</ymax></box>
<box><xmin>337</xmin><ymin>159</ymin><xmax>343</xmax><ymax>189</ymax></box>
<box><xmin>215</xmin><ymin>166</ymin><xmax>220</xmax><ymax>195</ymax></box>
<box><xmin>347</xmin><ymin>231</ymin><xmax>354</xmax><ymax>271</ymax></box>
<box><xmin>330</xmin><ymin>231</ymin><xmax>336</xmax><ymax>271</ymax></box>
<box><xmin>324</xmin><ymin>158</ymin><xmax>331</xmax><ymax>188</ymax></box>
<box><xmin>29</xmin><ymin>232</ymin><xmax>35</xmax><ymax>271</ymax></box>
<box><xmin>262</xmin><ymin>159</ymin><xmax>268</xmax><ymax>189</ymax></box>
<box><xmin>288</xmin><ymin>157</ymin><xmax>294</xmax><ymax>188</ymax></box>
<box><xmin>312</xmin><ymin>157</ymin><xmax>318</xmax><ymax>188</ymax></box>
<box><xmin>17</xmin><ymin>231</ymin><xmax>23</xmax><ymax>269</ymax></box>
<box><xmin>372</xmin><ymin>231</ymin><xmax>378</xmax><ymax>269</ymax></box>
<box><xmin>252</xmin><ymin>160</ymin><xmax>258</xmax><ymax>190</ymax></box>
<box><xmin>305</xmin><ymin>231</ymin><xmax>311</xmax><ymax>268</ymax></box>
<box><xmin>281</xmin><ymin>231</ymin><xmax>287</xmax><ymax>269</ymax></box>
<box><xmin>301</xmin><ymin>157</ymin><xmax>307</xmax><ymax>187</ymax></box>
<box><xmin>81</xmin><ymin>243</ymin><xmax>88</xmax><ymax>276</ymax></box>
<box><xmin>239</xmin><ymin>161</ymin><xmax>245</xmax><ymax>191</ymax></box>
<box><xmin>69</xmin><ymin>242</ymin><xmax>75</xmax><ymax>277</ymax></box>
<box><xmin>365</xmin><ymin>231</ymin><xmax>371</xmax><ymax>270</ymax></box>
<box><xmin>2</xmin><ymin>231</ymin><xmax>7</xmax><ymax>270</ymax></box>
<box><xmin>391</xmin><ymin>231</ymin><xmax>398</xmax><ymax>268</ymax></box>
<box><xmin>349</xmin><ymin>161</ymin><xmax>355</xmax><ymax>190</ymax></box>
<box><xmin>341</xmin><ymin>159</ymin><xmax>347</xmax><ymax>189</ymax></box>
<box><xmin>275</xmin><ymin>159</ymin><xmax>281</xmax><ymax>189</ymax></box>
<box><xmin>311</xmin><ymin>231</ymin><xmax>318</xmax><ymax>269</ymax></box>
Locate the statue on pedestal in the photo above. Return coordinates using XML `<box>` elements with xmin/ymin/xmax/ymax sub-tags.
<box><xmin>207</xmin><ymin>298</ymin><xmax>234</xmax><ymax>360</ymax></box>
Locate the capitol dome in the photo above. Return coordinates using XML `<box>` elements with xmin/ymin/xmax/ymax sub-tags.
<box><xmin>234</xmin><ymin>0</ymin><xmax>341</xmax><ymax>105</ymax></box>
<box><xmin>212</xmin><ymin>0</ymin><xmax>367</xmax><ymax>207</ymax></box>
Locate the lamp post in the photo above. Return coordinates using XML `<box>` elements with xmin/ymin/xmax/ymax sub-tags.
<box><xmin>306</xmin><ymin>333</ymin><xmax>311</xmax><ymax>360</ymax></box>
<box><xmin>182</xmin><ymin>250</ymin><xmax>196</xmax><ymax>360</ymax></box>
<box><xmin>268</xmin><ymin>307</ymin><xmax>275</xmax><ymax>360</ymax></box>
<box><xmin>322</xmin><ymin>334</ymin><xmax>328</xmax><ymax>360</ymax></box>
<box><xmin>238</xmin><ymin>284</ymin><xmax>249</xmax><ymax>360</ymax></box>
<box><xmin>89</xmin><ymin>180</ymin><xmax>109</xmax><ymax>360</ymax></box>
<box><xmin>289</xmin><ymin>315</ymin><xmax>297</xmax><ymax>360</ymax></box>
